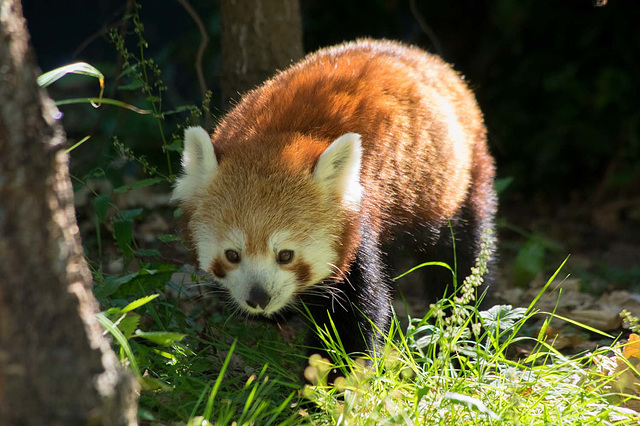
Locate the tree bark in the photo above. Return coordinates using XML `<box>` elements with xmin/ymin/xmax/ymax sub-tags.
<box><xmin>220</xmin><ymin>0</ymin><xmax>304</xmax><ymax>106</ymax></box>
<box><xmin>0</xmin><ymin>1</ymin><xmax>139</xmax><ymax>424</ymax></box>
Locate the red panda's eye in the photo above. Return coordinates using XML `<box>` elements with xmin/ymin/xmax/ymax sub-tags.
<box><xmin>225</xmin><ymin>249</ymin><xmax>240</xmax><ymax>263</ymax></box>
<box><xmin>277</xmin><ymin>250</ymin><xmax>294</xmax><ymax>264</ymax></box>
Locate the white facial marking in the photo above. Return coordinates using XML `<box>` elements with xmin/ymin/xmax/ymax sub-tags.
<box><xmin>193</xmin><ymin>226</ymin><xmax>245</xmax><ymax>272</ymax></box>
<box><xmin>172</xmin><ymin>126</ymin><xmax>217</xmax><ymax>203</ymax></box>
<box><xmin>268</xmin><ymin>230</ymin><xmax>293</xmax><ymax>253</ymax></box>
<box><xmin>305</xmin><ymin>230</ymin><xmax>336</xmax><ymax>284</ymax></box>
<box><xmin>314</xmin><ymin>132</ymin><xmax>363</xmax><ymax>210</ymax></box>
<box><xmin>195</xmin><ymin>229</ymin><xmax>218</xmax><ymax>272</ymax></box>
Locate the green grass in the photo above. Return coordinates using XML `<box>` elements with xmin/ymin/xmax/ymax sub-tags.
<box><xmin>299</xmin><ymin>308</ymin><xmax>637</xmax><ymax>425</ymax></box>
<box><xmin>90</xmin><ymin>232</ymin><xmax>640</xmax><ymax>425</ymax></box>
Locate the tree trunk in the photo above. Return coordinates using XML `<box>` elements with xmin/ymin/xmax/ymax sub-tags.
<box><xmin>0</xmin><ymin>1</ymin><xmax>139</xmax><ymax>424</ymax></box>
<box><xmin>220</xmin><ymin>0</ymin><xmax>303</xmax><ymax>106</ymax></box>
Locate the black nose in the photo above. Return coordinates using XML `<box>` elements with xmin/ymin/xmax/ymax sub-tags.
<box><xmin>245</xmin><ymin>286</ymin><xmax>271</xmax><ymax>310</ymax></box>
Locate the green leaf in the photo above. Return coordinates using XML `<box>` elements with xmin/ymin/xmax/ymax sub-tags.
<box><xmin>163</xmin><ymin>105</ymin><xmax>198</xmax><ymax>116</ymax></box>
<box><xmin>38</xmin><ymin>62</ymin><xmax>104</xmax><ymax>90</ymax></box>
<box><xmin>416</xmin><ymin>386</ymin><xmax>430</xmax><ymax>402</ymax></box>
<box><xmin>134</xmin><ymin>330</ymin><xmax>187</xmax><ymax>346</ymax></box>
<box><xmin>54</xmin><ymin>97</ymin><xmax>151</xmax><ymax>114</ymax></box>
<box><xmin>118</xmin><ymin>208</ymin><xmax>143</xmax><ymax>221</ymax></box>
<box><xmin>113</xmin><ymin>218</ymin><xmax>133</xmax><ymax>258</ymax></box>
<box><xmin>134</xmin><ymin>248</ymin><xmax>162</xmax><ymax>258</ymax></box>
<box><xmin>527</xmin><ymin>256</ymin><xmax>569</xmax><ymax>313</ymax></box>
<box><xmin>117</xmin><ymin>313</ymin><xmax>141</xmax><ymax>339</ymax></box>
<box><xmin>96</xmin><ymin>313</ymin><xmax>141</xmax><ymax>377</ymax></box>
<box><xmin>117</xmin><ymin>80</ymin><xmax>145</xmax><ymax>91</ymax></box>
<box><xmin>494</xmin><ymin>176</ymin><xmax>514</xmax><ymax>194</ymax></box>
<box><xmin>121</xmin><ymin>294</ymin><xmax>159</xmax><ymax>313</ymax></box>
<box><xmin>113</xmin><ymin>178</ymin><xmax>164</xmax><ymax>193</ymax></box>
<box><xmin>543</xmin><ymin>312</ymin><xmax>615</xmax><ymax>338</ymax></box>
<box><xmin>140</xmin><ymin>376</ymin><xmax>172</xmax><ymax>392</ymax></box>
<box><xmin>204</xmin><ymin>339</ymin><xmax>237</xmax><ymax>420</ymax></box>
<box><xmin>443</xmin><ymin>392</ymin><xmax>499</xmax><ymax>420</ymax></box>
<box><xmin>158</xmin><ymin>234</ymin><xmax>181</xmax><ymax>243</ymax></box>
<box><xmin>113</xmin><ymin>264</ymin><xmax>179</xmax><ymax>296</ymax></box>
<box><xmin>513</xmin><ymin>239</ymin><xmax>545</xmax><ymax>286</ymax></box>
<box><xmin>479</xmin><ymin>305</ymin><xmax>527</xmax><ymax>333</ymax></box>
<box><xmin>393</xmin><ymin>261</ymin><xmax>453</xmax><ymax>281</ymax></box>
<box><xmin>92</xmin><ymin>194</ymin><xmax>111</xmax><ymax>223</ymax></box>
<box><xmin>94</xmin><ymin>272</ymin><xmax>139</xmax><ymax>299</ymax></box>
<box><xmin>65</xmin><ymin>135</ymin><xmax>91</xmax><ymax>154</ymax></box>
<box><xmin>117</xmin><ymin>63</ymin><xmax>139</xmax><ymax>79</ymax></box>
<box><xmin>165</xmin><ymin>139</ymin><xmax>183</xmax><ymax>152</ymax></box>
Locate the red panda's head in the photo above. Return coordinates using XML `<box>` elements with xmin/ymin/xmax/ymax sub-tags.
<box><xmin>172</xmin><ymin>127</ymin><xmax>362</xmax><ymax>316</ymax></box>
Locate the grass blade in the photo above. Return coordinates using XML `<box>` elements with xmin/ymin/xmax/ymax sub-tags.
<box><xmin>394</xmin><ymin>261</ymin><xmax>453</xmax><ymax>281</ymax></box>
<box><xmin>96</xmin><ymin>312</ymin><xmax>141</xmax><ymax>378</ymax></box>
<box><xmin>203</xmin><ymin>339</ymin><xmax>238</xmax><ymax>421</ymax></box>
<box><xmin>54</xmin><ymin>97</ymin><xmax>152</xmax><ymax>114</ymax></box>
<box><xmin>65</xmin><ymin>135</ymin><xmax>91</xmax><ymax>153</ymax></box>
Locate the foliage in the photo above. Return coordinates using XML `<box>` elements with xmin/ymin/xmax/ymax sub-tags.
<box><xmin>299</xmin><ymin>241</ymin><xmax>639</xmax><ymax>425</ymax></box>
<box><xmin>90</xmin><ymin>226</ymin><xmax>640</xmax><ymax>424</ymax></box>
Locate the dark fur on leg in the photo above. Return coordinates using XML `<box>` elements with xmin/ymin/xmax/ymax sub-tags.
<box><xmin>422</xmin><ymin>205</ymin><xmax>496</xmax><ymax>309</ymax></box>
<box><xmin>388</xmin><ymin>204</ymin><xmax>497</xmax><ymax>310</ymax></box>
<box><xmin>303</xmin><ymin>226</ymin><xmax>392</xmax><ymax>364</ymax></box>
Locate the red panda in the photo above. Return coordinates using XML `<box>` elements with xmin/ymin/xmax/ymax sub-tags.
<box><xmin>172</xmin><ymin>39</ymin><xmax>496</xmax><ymax>358</ymax></box>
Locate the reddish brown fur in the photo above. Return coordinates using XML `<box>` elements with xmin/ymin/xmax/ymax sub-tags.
<box><xmin>191</xmin><ymin>39</ymin><xmax>493</xmax><ymax>279</ymax></box>
<box><xmin>286</xmin><ymin>260</ymin><xmax>312</xmax><ymax>285</ymax></box>
<box><xmin>211</xmin><ymin>258</ymin><xmax>228</xmax><ymax>279</ymax></box>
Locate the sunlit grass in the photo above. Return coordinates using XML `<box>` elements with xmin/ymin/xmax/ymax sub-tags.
<box><xmin>95</xmin><ymin>232</ymin><xmax>640</xmax><ymax>425</ymax></box>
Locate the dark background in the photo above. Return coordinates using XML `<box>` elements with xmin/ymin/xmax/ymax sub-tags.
<box><xmin>21</xmin><ymin>0</ymin><xmax>640</xmax><ymax>290</ymax></box>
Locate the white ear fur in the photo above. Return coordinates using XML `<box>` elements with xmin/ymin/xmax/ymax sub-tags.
<box><xmin>171</xmin><ymin>126</ymin><xmax>217</xmax><ymax>202</ymax></box>
<box><xmin>314</xmin><ymin>133</ymin><xmax>363</xmax><ymax>208</ymax></box>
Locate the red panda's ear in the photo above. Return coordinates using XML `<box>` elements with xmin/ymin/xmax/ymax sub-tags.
<box><xmin>314</xmin><ymin>133</ymin><xmax>363</xmax><ymax>208</ymax></box>
<box><xmin>171</xmin><ymin>126</ymin><xmax>218</xmax><ymax>203</ymax></box>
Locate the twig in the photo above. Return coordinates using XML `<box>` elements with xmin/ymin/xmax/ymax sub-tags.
<box><xmin>409</xmin><ymin>0</ymin><xmax>445</xmax><ymax>58</ymax></box>
<box><xmin>177</xmin><ymin>0</ymin><xmax>209</xmax><ymax>104</ymax></box>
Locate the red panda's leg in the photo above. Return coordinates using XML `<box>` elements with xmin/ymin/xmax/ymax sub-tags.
<box><xmin>304</xmin><ymin>225</ymin><xmax>392</xmax><ymax>365</ymax></box>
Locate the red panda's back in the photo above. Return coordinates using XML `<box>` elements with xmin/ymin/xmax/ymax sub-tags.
<box><xmin>212</xmin><ymin>39</ymin><xmax>490</xmax><ymax>233</ymax></box>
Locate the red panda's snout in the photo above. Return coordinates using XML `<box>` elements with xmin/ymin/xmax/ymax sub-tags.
<box><xmin>245</xmin><ymin>286</ymin><xmax>271</xmax><ymax>310</ymax></box>
<box><xmin>222</xmin><ymin>253</ymin><xmax>301</xmax><ymax>315</ymax></box>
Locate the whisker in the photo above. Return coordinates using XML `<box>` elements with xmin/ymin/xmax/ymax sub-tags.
<box><xmin>298</xmin><ymin>280</ymin><xmax>351</xmax><ymax>312</ymax></box>
<box><xmin>327</xmin><ymin>262</ymin><xmax>355</xmax><ymax>291</ymax></box>
<box><xmin>185</xmin><ymin>282</ymin><xmax>217</xmax><ymax>288</ymax></box>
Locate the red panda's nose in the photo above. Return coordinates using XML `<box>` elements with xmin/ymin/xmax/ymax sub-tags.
<box><xmin>246</xmin><ymin>286</ymin><xmax>271</xmax><ymax>310</ymax></box>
